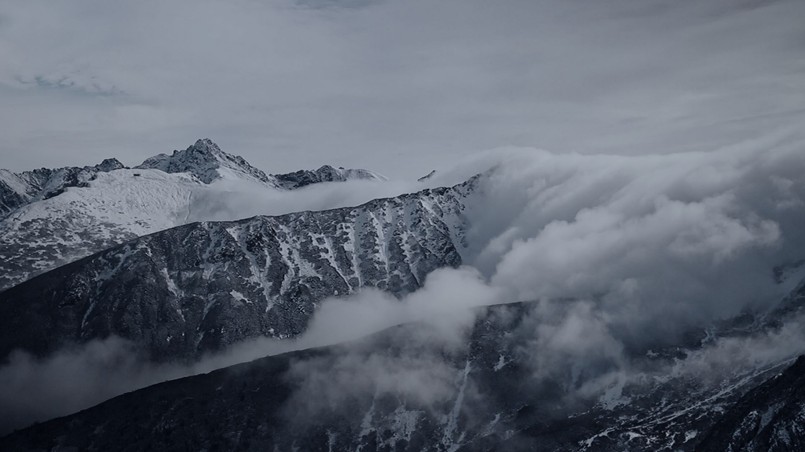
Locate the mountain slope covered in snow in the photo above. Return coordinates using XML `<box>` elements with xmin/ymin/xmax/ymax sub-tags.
<box><xmin>136</xmin><ymin>138</ymin><xmax>280</xmax><ymax>186</ymax></box>
<box><xmin>0</xmin><ymin>158</ymin><xmax>125</xmax><ymax>217</ymax></box>
<box><xmin>0</xmin><ymin>139</ymin><xmax>388</xmax><ymax>291</ymax></box>
<box><xmin>0</xmin><ymin>180</ymin><xmax>473</xmax><ymax>361</ymax></box>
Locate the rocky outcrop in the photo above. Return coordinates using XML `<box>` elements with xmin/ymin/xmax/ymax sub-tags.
<box><xmin>136</xmin><ymin>138</ymin><xmax>278</xmax><ymax>186</ymax></box>
<box><xmin>696</xmin><ymin>356</ymin><xmax>805</xmax><ymax>452</ymax></box>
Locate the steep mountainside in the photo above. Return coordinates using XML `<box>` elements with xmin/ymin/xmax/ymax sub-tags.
<box><xmin>0</xmin><ymin>169</ymin><xmax>201</xmax><ymax>291</ymax></box>
<box><xmin>3</xmin><ymin>300</ymin><xmax>802</xmax><ymax>451</ymax></box>
<box><xmin>0</xmin><ymin>139</ymin><xmax>389</xmax><ymax>291</ymax></box>
<box><xmin>695</xmin><ymin>356</ymin><xmax>805</xmax><ymax>452</ymax></box>
<box><xmin>0</xmin><ymin>181</ymin><xmax>473</xmax><ymax>362</ymax></box>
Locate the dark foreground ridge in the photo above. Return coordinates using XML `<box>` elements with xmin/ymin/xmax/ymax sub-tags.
<box><xmin>3</xmin><ymin>300</ymin><xmax>803</xmax><ymax>451</ymax></box>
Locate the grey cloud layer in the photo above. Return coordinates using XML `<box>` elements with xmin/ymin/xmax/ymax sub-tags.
<box><xmin>1</xmin><ymin>0</ymin><xmax>804</xmax><ymax>177</ymax></box>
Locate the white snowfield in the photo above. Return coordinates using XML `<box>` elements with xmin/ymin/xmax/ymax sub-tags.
<box><xmin>7</xmin><ymin>169</ymin><xmax>199</xmax><ymax>237</ymax></box>
<box><xmin>1</xmin><ymin>169</ymin><xmax>205</xmax><ymax>290</ymax></box>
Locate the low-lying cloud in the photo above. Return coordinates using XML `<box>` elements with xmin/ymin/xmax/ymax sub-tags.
<box><xmin>448</xmin><ymin>134</ymin><xmax>805</xmax><ymax>345</ymax></box>
<box><xmin>0</xmin><ymin>267</ymin><xmax>498</xmax><ymax>434</ymax></box>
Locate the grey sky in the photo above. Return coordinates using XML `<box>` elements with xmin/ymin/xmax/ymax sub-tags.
<box><xmin>1</xmin><ymin>0</ymin><xmax>803</xmax><ymax>178</ymax></box>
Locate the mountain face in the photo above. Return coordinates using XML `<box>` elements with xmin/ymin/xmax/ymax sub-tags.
<box><xmin>0</xmin><ymin>158</ymin><xmax>125</xmax><ymax>217</ymax></box>
<box><xmin>3</xmin><ymin>144</ymin><xmax>803</xmax><ymax>451</ymax></box>
<box><xmin>0</xmin><ymin>140</ymin><xmax>388</xmax><ymax>291</ymax></box>
<box><xmin>274</xmin><ymin>165</ymin><xmax>387</xmax><ymax>189</ymax></box>
<box><xmin>0</xmin><ymin>181</ymin><xmax>473</xmax><ymax>362</ymax></box>
<box><xmin>0</xmin><ymin>168</ymin><xmax>201</xmax><ymax>292</ymax></box>
<box><xmin>695</xmin><ymin>356</ymin><xmax>805</xmax><ymax>452</ymax></box>
<box><xmin>3</xmin><ymin>299</ymin><xmax>803</xmax><ymax>452</ymax></box>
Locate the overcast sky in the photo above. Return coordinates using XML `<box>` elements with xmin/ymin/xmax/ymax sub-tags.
<box><xmin>1</xmin><ymin>0</ymin><xmax>803</xmax><ymax>178</ymax></box>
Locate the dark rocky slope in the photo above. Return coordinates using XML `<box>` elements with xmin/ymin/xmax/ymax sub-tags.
<box><xmin>0</xmin><ymin>139</ymin><xmax>392</xmax><ymax>292</ymax></box>
<box><xmin>2</xmin><ymin>300</ymin><xmax>803</xmax><ymax>451</ymax></box>
<box><xmin>0</xmin><ymin>181</ymin><xmax>472</xmax><ymax>362</ymax></box>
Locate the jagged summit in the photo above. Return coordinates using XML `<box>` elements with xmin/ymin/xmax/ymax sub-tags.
<box><xmin>274</xmin><ymin>164</ymin><xmax>387</xmax><ymax>189</ymax></box>
<box><xmin>135</xmin><ymin>139</ymin><xmax>389</xmax><ymax>188</ymax></box>
<box><xmin>136</xmin><ymin>139</ymin><xmax>277</xmax><ymax>186</ymax></box>
<box><xmin>135</xmin><ymin>139</ymin><xmax>388</xmax><ymax>188</ymax></box>
<box><xmin>94</xmin><ymin>158</ymin><xmax>125</xmax><ymax>172</ymax></box>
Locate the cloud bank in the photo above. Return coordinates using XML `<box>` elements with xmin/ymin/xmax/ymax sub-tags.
<box><xmin>0</xmin><ymin>267</ymin><xmax>499</xmax><ymax>434</ymax></box>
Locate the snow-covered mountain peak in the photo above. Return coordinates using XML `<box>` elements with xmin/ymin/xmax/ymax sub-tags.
<box><xmin>136</xmin><ymin>139</ymin><xmax>278</xmax><ymax>186</ymax></box>
<box><xmin>94</xmin><ymin>158</ymin><xmax>125</xmax><ymax>172</ymax></box>
<box><xmin>0</xmin><ymin>157</ymin><xmax>127</xmax><ymax>217</ymax></box>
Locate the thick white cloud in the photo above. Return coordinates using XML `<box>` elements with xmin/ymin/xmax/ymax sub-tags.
<box><xmin>432</xmin><ymin>139</ymin><xmax>805</xmax><ymax>332</ymax></box>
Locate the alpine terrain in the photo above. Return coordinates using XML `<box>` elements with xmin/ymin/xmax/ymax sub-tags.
<box><xmin>0</xmin><ymin>139</ymin><xmax>387</xmax><ymax>291</ymax></box>
<box><xmin>1</xmin><ymin>139</ymin><xmax>804</xmax><ymax>452</ymax></box>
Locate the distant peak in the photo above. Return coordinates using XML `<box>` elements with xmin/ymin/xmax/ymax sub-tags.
<box><xmin>136</xmin><ymin>139</ymin><xmax>275</xmax><ymax>186</ymax></box>
<box><xmin>187</xmin><ymin>138</ymin><xmax>223</xmax><ymax>156</ymax></box>
<box><xmin>95</xmin><ymin>158</ymin><xmax>125</xmax><ymax>172</ymax></box>
<box><xmin>273</xmin><ymin>165</ymin><xmax>387</xmax><ymax>189</ymax></box>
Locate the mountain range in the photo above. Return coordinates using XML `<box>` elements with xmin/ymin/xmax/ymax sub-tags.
<box><xmin>1</xmin><ymin>140</ymin><xmax>805</xmax><ymax>451</ymax></box>
<box><xmin>0</xmin><ymin>139</ymin><xmax>386</xmax><ymax>291</ymax></box>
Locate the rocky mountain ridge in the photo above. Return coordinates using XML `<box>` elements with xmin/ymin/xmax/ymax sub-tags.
<box><xmin>0</xmin><ymin>179</ymin><xmax>474</xmax><ymax>362</ymax></box>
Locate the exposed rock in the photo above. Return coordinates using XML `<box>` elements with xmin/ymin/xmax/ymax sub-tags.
<box><xmin>136</xmin><ymin>138</ymin><xmax>278</xmax><ymax>186</ymax></box>
<box><xmin>3</xmin><ymin>300</ymin><xmax>803</xmax><ymax>451</ymax></box>
<box><xmin>0</xmin><ymin>140</ymin><xmax>391</xmax><ymax>292</ymax></box>
<box><xmin>0</xmin><ymin>180</ymin><xmax>473</xmax><ymax>362</ymax></box>
<box><xmin>0</xmin><ymin>158</ymin><xmax>125</xmax><ymax>217</ymax></box>
<box><xmin>273</xmin><ymin>164</ymin><xmax>387</xmax><ymax>189</ymax></box>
